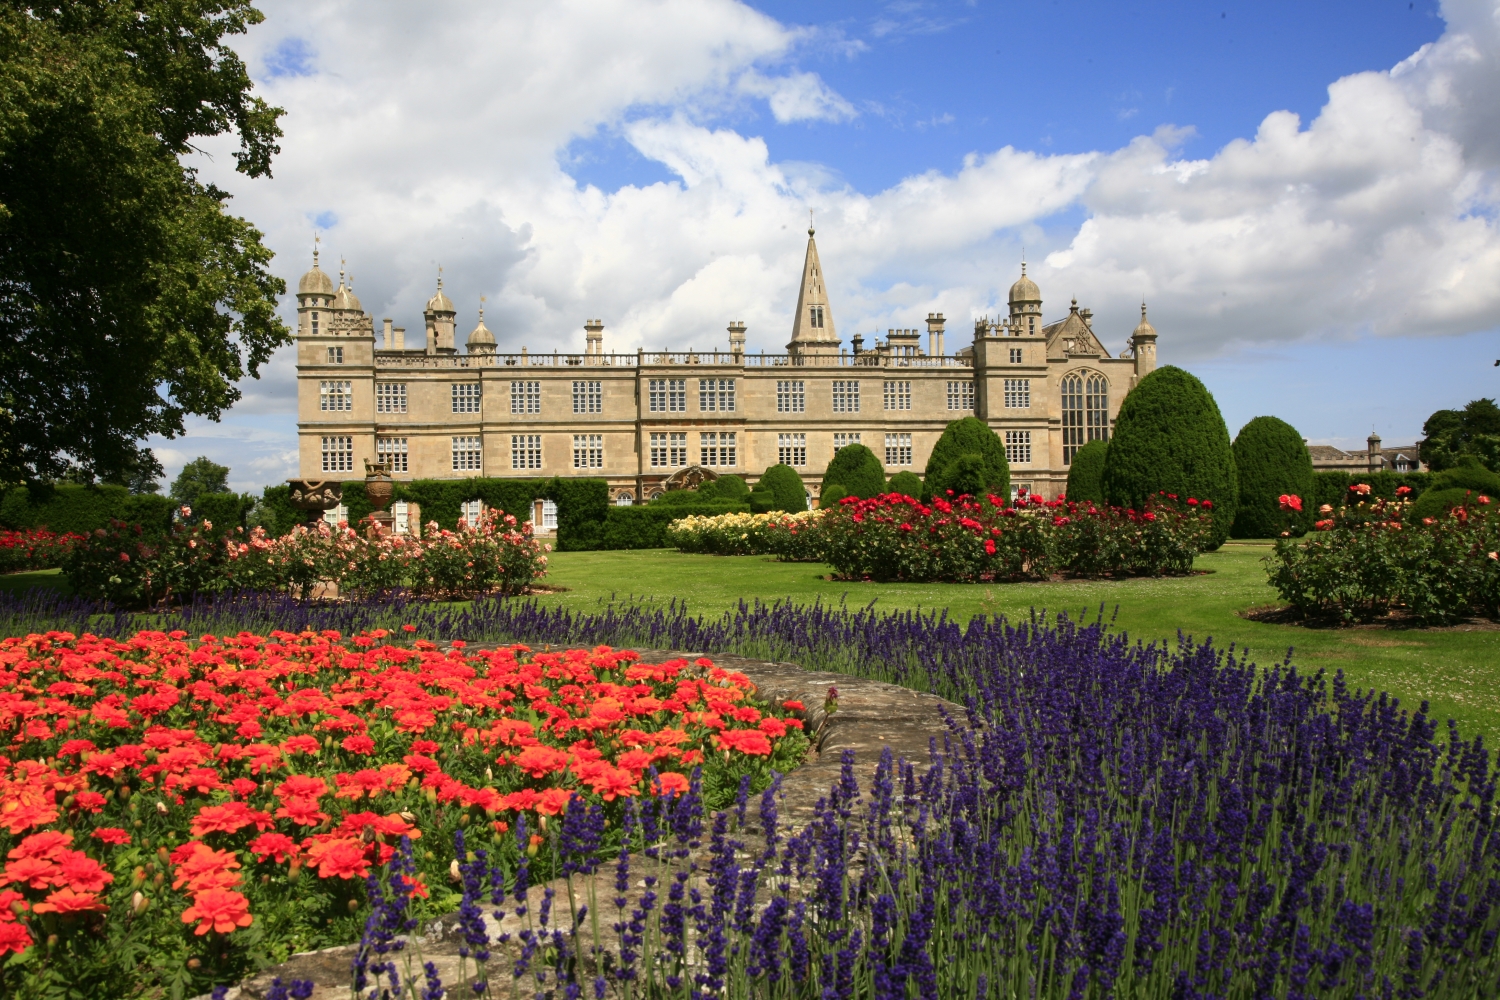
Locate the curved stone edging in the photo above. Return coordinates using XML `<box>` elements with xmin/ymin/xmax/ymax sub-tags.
<box><xmin>196</xmin><ymin>649</ymin><xmax>964</xmax><ymax>1000</ymax></box>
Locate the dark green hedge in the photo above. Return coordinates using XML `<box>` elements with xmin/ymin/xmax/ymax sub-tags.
<box><xmin>595</xmin><ymin>501</ymin><xmax>751</xmax><ymax>550</ymax></box>
<box><xmin>0</xmin><ymin>483</ymin><xmax>175</xmax><ymax>536</ymax></box>
<box><xmin>1311</xmin><ymin>470</ymin><xmax>1433</xmax><ymax>511</ymax></box>
<box><xmin>826</xmin><ymin>444</ymin><xmax>887</xmax><ymax>500</ymax></box>
<box><xmin>1103</xmin><ymin>366</ymin><xmax>1238</xmax><ymax>549</ymax></box>
<box><xmin>1230</xmin><ymin>416</ymin><xmax>1314</xmax><ymax>539</ymax></box>
<box><xmin>1064</xmin><ymin>439</ymin><xmax>1108</xmax><ymax>503</ymax></box>
<box><xmin>886</xmin><ymin>470</ymin><xmax>923</xmax><ymax>500</ymax></box>
<box><xmin>194</xmin><ymin>492</ymin><xmax>257</xmax><ymax>531</ymax></box>
<box><xmin>758</xmin><ymin>465</ymin><xmax>808</xmax><ymax>512</ymax></box>
<box><xmin>923</xmin><ymin>417</ymin><xmax>1010</xmax><ymax>501</ymax></box>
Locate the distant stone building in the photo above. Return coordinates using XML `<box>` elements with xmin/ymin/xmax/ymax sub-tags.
<box><xmin>294</xmin><ymin>229</ymin><xmax>1161</xmax><ymax>502</ymax></box>
<box><xmin>1307</xmin><ymin>434</ymin><xmax>1426</xmax><ymax>474</ymax></box>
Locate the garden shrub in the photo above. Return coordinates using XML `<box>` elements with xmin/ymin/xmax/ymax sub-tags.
<box><xmin>818</xmin><ymin>483</ymin><xmax>848</xmax><ymax>507</ymax></box>
<box><xmin>757</xmin><ymin>464</ymin><xmax>807</xmax><ymax>512</ymax></box>
<box><xmin>666</xmin><ymin>509</ymin><xmax>824</xmax><ymax>560</ymax></box>
<box><xmin>823</xmin><ymin>444</ymin><xmax>886</xmax><ymax>499</ymax></box>
<box><xmin>1419</xmin><ymin>396</ymin><xmax>1500</xmax><ymax>471</ymax></box>
<box><xmin>595</xmin><ymin>501</ymin><xmax>749</xmax><ymax>550</ymax></box>
<box><xmin>0</xmin><ymin>482</ymin><xmax>173</xmax><ymax>535</ymax></box>
<box><xmin>1230</xmin><ymin>416</ymin><xmax>1314</xmax><ymax>538</ymax></box>
<box><xmin>1266</xmin><ymin>493</ymin><xmax>1499</xmax><ymax>623</ymax></box>
<box><xmin>747</xmin><ymin>488</ymin><xmax>776</xmax><ymax>513</ymax></box>
<box><xmin>546</xmin><ymin>477</ymin><xmax>610</xmax><ymax>550</ymax></box>
<box><xmin>193</xmin><ymin>491</ymin><xmax>256</xmax><ymax>530</ymax></box>
<box><xmin>922</xmin><ymin>416</ymin><xmax>1009</xmax><ymax>501</ymax></box>
<box><xmin>0</xmin><ymin>528</ymin><xmax>84</xmax><ymax>573</ymax></box>
<box><xmin>697</xmin><ymin>475</ymin><xmax>749</xmax><ymax>502</ymax></box>
<box><xmin>1407</xmin><ymin>487</ymin><xmax>1479</xmax><ymax>523</ymax></box>
<box><xmin>1103</xmin><ymin>365</ymin><xmax>1237</xmax><ymax>549</ymax></box>
<box><xmin>886</xmin><ymin>470</ymin><xmax>923</xmax><ymax>500</ymax></box>
<box><xmin>1312</xmin><ymin>470</ymin><xmax>1431</xmax><ymax>511</ymax></box>
<box><xmin>1063</xmin><ymin>439</ymin><xmax>1107</xmax><ymax>502</ymax></box>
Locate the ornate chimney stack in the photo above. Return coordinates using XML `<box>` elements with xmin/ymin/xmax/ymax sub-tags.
<box><xmin>382</xmin><ymin>318</ymin><xmax>393</xmax><ymax>349</ymax></box>
<box><xmin>584</xmin><ymin>319</ymin><xmax>605</xmax><ymax>358</ymax></box>
<box><xmin>727</xmin><ymin>320</ymin><xmax>746</xmax><ymax>359</ymax></box>
<box><xmin>926</xmin><ymin>312</ymin><xmax>946</xmax><ymax>356</ymax></box>
<box><xmin>1368</xmin><ymin>432</ymin><xmax>1383</xmax><ymax>472</ymax></box>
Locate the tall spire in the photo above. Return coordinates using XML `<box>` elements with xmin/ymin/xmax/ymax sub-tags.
<box><xmin>787</xmin><ymin>225</ymin><xmax>837</xmax><ymax>355</ymax></box>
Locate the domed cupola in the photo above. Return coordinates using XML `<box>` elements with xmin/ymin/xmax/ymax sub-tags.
<box><xmin>1006</xmin><ymin>262</ymin><xmax>1043</xmax><ymax>336</ymax></box>
<box><xmin>331</xmin><ymin>261</ymin><xmax>363</xmax><ymax>313</ymax></box>
<box><xmin>297</xmin><ymin>245</ymin><xmax>335</xmax><ymax>300</ymax></box>
<box><xmin>467</xmin><ymin>298</ymin><xmax>496</xmax><ymax>354</ymax></box>
<box><xmin>426</xmin><ymin>275</ymin><xmax>455</xmax><ymax>315</ymax></box>
<box><xmin>424</xmin><ymin>270</ymin><xmax>458</xmax><ymax>354</ymax></box>
<box><xmin>1008</xmin><ymin>262</ymin><xmax>1041</xmax><ymax>306</ymax></box>
<box><xmin>1132</xmin><ymin>302</ymin><xmax>1157</xmax><ymax>340</ymax></box>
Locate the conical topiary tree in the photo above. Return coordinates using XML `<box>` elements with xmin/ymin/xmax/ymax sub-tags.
<box><xmin>1064</xmin><ymin>439</ymin><xmax>1108</xmax><ymax>503</ymax></box>
<box><xmin>922</xmin><ymin>417</ymin><xmax>1009</xmax><ymax>501</ymax></box>
<box><xmin>824</xmin><ymin>444</ymin><xmax>886</xmax><ymax>500</ymax></box>
<box><xmin>1102</xmin><ymin>365</ymin><xmax>1238</xmax><ymax>549</ymax></box>
<box><xmin>757</xmin><ymin>464</ymin><xmax>808</xmax><ymax>512</ymax></box>
<box><xmin>1230</xmin><ymin>416</ymin><xmax>1314</xmax><ymax>538</ymax></box>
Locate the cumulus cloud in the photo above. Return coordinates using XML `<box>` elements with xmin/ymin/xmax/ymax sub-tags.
<box><xmin>161</xmin><ymin>0</ymin><xmax>1500</xmax><ymax>488</ymax></box>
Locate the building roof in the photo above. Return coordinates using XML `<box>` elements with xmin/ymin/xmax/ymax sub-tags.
<box><xmin>1305</xmin><ymin>445</ymin><xmax>1351</xmax><ymax>462</ymax></box>
<box><xmin>1045</xmin><ymin>299</ymin><xmax>1104</xmax><ymax>356</ymax></box>
<box><xmin>787</xmin><ymin>227</ymin><xmax>838</xmax><ymax>350</ymax></box>
<box><xmin>1008</xmin><ymin>263</ymin><xmax>1040</xmax><ymax>304</ymax></box>
<box><xmin>467</xmin><ymin>303</ymin><xmax>496</xmax><ymax>352</ymax></box>
<box><xmin>1132</xmin><ymin>303</ymin><xmax>1156</xmax><ymax>340</ymax></box>
<box><xmin>298</xmin><ymin>249</ymin><xmax>335</xmax><ymax>296</ymax></box>
<box><xmin>426</xmin><ymin>275</ymin><xmax>454</xmax><ymax>314</ymax></box>
<box><xmin>331</xmin><ymin>270</ymin><xmax>363</xmax><ymax>313</ymax></box>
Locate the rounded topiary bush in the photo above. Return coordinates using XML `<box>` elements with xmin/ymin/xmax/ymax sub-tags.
<box><xmin>1064</xmin><ymin>439</ymin><xmax>1108</xmax><ymax>503</ymax></box>
<box><xmin>818</xmin><ymin>483</ymin><xmax>848</xmax><ymax>507</ymax></box>
<box><xmin>922</xmin><ymin>417</ymin><xmax>1009</xmax><ymax>501</ymax></box>
<box><xmin>1231</xmin><ymin>416</ymin><xmax>1314</xmax><ymax>538</ymax></box>
<box><xmin>886</xmin><ymin>470</ymin><xmax>923</xmax><ymax>500</ymax></box>
<box><xmin>758</xmin><ymin>465</ymin><xmax>808</xmax><ymax>512</ymax></box>
<box><xmin>824</xmin><ymin>444</ymin><xmax>886</xmax><ymax>500</ymax></box>
<box><xmin>1102</xmin><ymin>365</ymin><xmax>1238</xmax><ymax>549</ymax></box>
<box><xmin>699</xmin><ymin>475</ymin><xmax>749</xmax><ymax>502</ymax></box>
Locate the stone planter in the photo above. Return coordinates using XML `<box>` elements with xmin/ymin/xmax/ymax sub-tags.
<box><xmin>286</xmin><ymin>480</ymin><xmax>343</xmax><ymax>526</ymax></box>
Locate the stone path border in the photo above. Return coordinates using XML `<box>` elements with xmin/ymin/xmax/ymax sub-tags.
<box><xmin>198</xmin><ymin>648</ymin><xmax>963</xmax><ymax>1000</ymax></box>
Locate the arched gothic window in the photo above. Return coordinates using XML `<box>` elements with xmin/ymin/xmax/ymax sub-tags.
<box><xmin>1062</xmin><ymin>371</ymin><xmax>1109</xmax><ymax>465</ymax></box>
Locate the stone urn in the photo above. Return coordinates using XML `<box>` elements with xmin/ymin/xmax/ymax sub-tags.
<box><xmin>363</xmin><ymin>460</ymin><xmax>395</xmax><ymax>534</ymax></box>
<box><xmin>286</xmin><ymin>480</ymin><xmax>343</xmax><ymax>526</ymax></box>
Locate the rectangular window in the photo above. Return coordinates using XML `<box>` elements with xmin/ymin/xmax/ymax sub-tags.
<box><xmin>510</xmin><ymin>381</ymin><xmax>540</xmax><ymax>414</ymax></box>
<box><xmin>648</xmin><ymin>378</ymin><xmax>686</xmax><ymax>412</ymax></box>
<box><xmin>451</xmin><ymin>383</ymin><xmax>481</xmax><ymax>413</ymax></box>
<box><xmin>776</xmin><ymin>380</ymin><xmax>806</xmax><ymax>413</ymax></box>
<box><xmin>311</xmin><ymin>312</ymin><xmax>319</xmax><ymax>336</ymax></box>
<box><xmin>321</xmin><ymin>435</ymin><xmax>353</xmax><ymax>473</ymax></box>
<box><xmin>572</xmin><ymin>433</ymin><xmax>603</xmax><ymax>469</ymax></box>
<box><xmin>572</xmin><ymin>380</ymin><xmax>603</xmax><ymax>414</ymax></box>
<box><xmin>1005</xmin><ymin>430</ymin><xmax>1032</xmax><ymax>465</ymax></box>
<box><xmin>833</xmin><ymin>431</ymin><xmax>861</xmax><ymax>454</ymax></box>
<box><xmin>1009</xmin><ymin>347</ymin><xmax>1024</xmax><ymax>365</ymax></box>
<box><xmin>451</xmin><ymin>435</ymin><xmax>482</xmax><ymax>472</ymax></box>
<box><xmin>810</xmin><ymin>305</ymin><xmax>824</xmax><ymax>328</ymax></box>
<box><xmin>376</xmin><ymin>437</ymin><xmax>408</xmax><ymax>473</ymax></box>
<box><xmin>319</xmin><ymin>380</ymin><xmax>352</xmax><ymax>412</ymax></box>
<box><xmin>947</xmin><ymin>381</ymin><xmax>975</xmax><ymax>411</ymax></box>
<box><xmin>460</xmin><ymin>499</ymin><xmax>484</xmax><ymax>527</ymax></box>
<box><xmin>650</xmin><ymin>432</ymin><xmax>688</xmax><ymax>468</ymax></box>
<box><xmin>700</xmin><ymin>431</ymin><xmax>737</xmax><ymax>467</ymax></box>
<box><xmin>326</xmin><ymin>346</ymin><xmax>344</xmax><ymax>364</ymax></box>
<box><xmin>884</xmin><ymin>433</ymin><xmax>912</xmax><ymax>466</ymax></box>
<box><xmin>699</xmin><ymin>378</ymin><xmax>735</xmax><ymax>412</ymax></box>
<box><xmin>1003</xmin><ymin>378</ymin><xmax>1031</xmax><ymax>409</ymax></box>
<box><xmin>883</xmin><ymin>380</ymin><xmax>911</xmax><ymax>411</ymax></box>
<box><xmin>778</xmin><ymin>433</ymin><xmax>807</xmax><ymax>467</ymax></box>
<box><xmin>511</xmin><ymin>434</ymin><xmax>541</xmax><ymax>470</ymax></box>
<box><xmin>375</xmin><ymin>382</ymin><xmax>407</xmax><ymax>413</ymax></box>
<box><xmin>831</xmin><ymin>380</ymin><xmax>860</xmax><ymax>413</ymax></box>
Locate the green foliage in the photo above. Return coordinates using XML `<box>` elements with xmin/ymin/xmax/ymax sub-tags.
<box><xmin>396</xmin><ymin>478</ymin><xmax>550</xmax><ymax>531</ymax></box>
<box><xmin>169</xmin><ymin>456</ymin><xmax>230</xmax><ymax>510</ymax></box>
<box><xmin>825</xmin><ymin>444</ymin><xmax>887</xmax><ymax>500</ymax></box>
<box><xmin>757</xmin><ymin>465</ymin><xmax>808</xmax><ymax>512</ymax></box>
<box><xmin>193</xmin><ymin>491</ymin><xmax>255</xmax><ymax>530</ymax></box>
<box><xmin>547</xmin><ymin>478</ymin><xmax>610</xmax><ymax>551</ymax></box>
<box><xmin>1312</xmin><ymin>470</ymin><xmax>1431</xmax><ymax>512</ymax></box>
<box><xmin>1432</xmin><ymin>456</ymin><xmax>1500</xmax><ymax>494</ymax></box>
<box><xmin>1408</xmin><ymin>488</ymin><xmax>1482</xmax><ymax>523</ymax></box>
<box><xmin>651</xmin><ymin>489</ymin><xmax>714</xmax><ymax>507</ymax></box>
<box><xmin>1064</xmin><ymin>440</ymin><xmax>1109</xmax><ymax>503</ymax></box>
<box><xmin>818</xmin><ymin>484</ymin><xmax>848</xmax><ymax>507</ymax></box>
<box><xmin>1102</xmin><ymin>366</ymin><xmax>1238</xmax><ymax>549</ymax></box>
<box><xmin>1420</xmin><ymin>398</ymin><xmax>1500</xmax><ymax>472</ymax></box>
<box><xmin>922</xmin><ymin>417</ymin><xmax>1010</xmax><ymax>501</ymax></box>
<box><xmin>698</xmin><ymin>475</ymin><xmax>749</xmax><ymax>502</ymax></box>
<box><xmin>0</xmin><ymin>2</ymin><xmax>289</xmax><ymax>482</ymax></box>
<box><xmin>0</xmin><ymin>482</ymin><xmax>173</xmax><ymax>535</ymax></box>
<box><xmin>252</xmin><ymin>484</ymin><xmax>303</xmax><ymax>536</ymax></box>
<box><xmin>748</xmin><ymin>488</ymin><xmax>776</xmax><ymax>514</ymax></box>
<box><xmin>886</xmin><ymin>470</ymin><xmax>923</xmax><ymax>500</ymax></box>
<box><xmin>1230</xmin><ymin>416</ymin><xmax>1315</xmax><ymax>538</ymax></box>
<box><xmin>597</xmin><ymin>501</ymin><xmax>751</xmax><ymax>549</ymax></box>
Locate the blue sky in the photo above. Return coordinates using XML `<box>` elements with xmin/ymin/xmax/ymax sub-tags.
<box><xmin>165</xmin><ymin>0</ymin><xmax>1499</xmax><ymax>492</ymax></box>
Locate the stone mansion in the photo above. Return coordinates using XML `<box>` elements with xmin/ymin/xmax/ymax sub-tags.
<box><xmin>295</xmin><ymin>228</ymin><xmax>1160</xmax><ymax>503</ymax></box>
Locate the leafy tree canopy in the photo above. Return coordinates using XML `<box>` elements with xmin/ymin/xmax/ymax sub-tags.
<box><xmin>824</xmin><ymin>444</ymin><xmax>886</xmax><ymax>500</ymax></box>
<box><xmin>1420</xmin><ymin>398</ymin><xmax>1500</xmax><ymax>472</ymax></box>
<box><xmin>170</xmin><ymin>455</ymin><xmax>229</xmax><ymax>511</ymax></box>
<box><xmin>0</xmin><ymin>2</ymin><xmax>288</xmax><ymax>483</ymax></box>
<box><xmin>1102</xmin><ymin>366</ymin><xmax>1238</xmax><ymax>549</ymax></box>
<box><xmin>922</xmin><ymin>417</ymin><xmax>1009</xmax><ymax>501</ymax></box>
<box><xmin>1230</xmin><ymin>416</ymin><xmax>1314</xmax><ymax>538</ymax></box>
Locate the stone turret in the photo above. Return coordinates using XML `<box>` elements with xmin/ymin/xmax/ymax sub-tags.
<box><xmin>787</xmin><ymin>224</ymin><xmax>839</xmax><ymax>359</ymax></box>
<box><xmin>728</xmin><ymin>320</ymin><xmax>746</xmax><ymax>359</ymax></box>
<box><xmin>584</xmin><ymin>319</ymin><xmax>604</xmax><ymax>357</ymax></box>
<box><xmin>424</xmin><ymin>273</ymin><xmax>456</xmax><ymax>354</ymax></box>
<box><xmin>1130</xmin><ymin>303</ymin><xmax>1158</xmax><ymax>379</ymax></box>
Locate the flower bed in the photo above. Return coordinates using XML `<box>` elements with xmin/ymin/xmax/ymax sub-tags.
<box><xmin>0</xmin><ymin>528</ymin><xmax>83</xmax><ymax>574</ymax></box>
<box><xmin>62</xmin><ymin>508</ymin><xmax>548</xmax><ymax>607</ymax></box>
<box><xmin>1265</xmin><ymin>488</ymin><xmax>1500</xmax><ymax>623</ymax></box>
<box><xmin>0</xmin><ymin>630</ymin><xmax>806</xmax><ymax>996</ymax></box>
<box><xmin>665</xmin><ymin>509</ymin><xmax>824</xmax><ymax>560</ymax></box>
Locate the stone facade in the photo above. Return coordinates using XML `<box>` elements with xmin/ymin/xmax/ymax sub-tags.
<box><xmin>295</xmin><ymin>231</ymin><xmax>1161</xmax><ymax>502</ymax></box>
<box><xmin>1307</xmin><ymin>434</ymin><xmax>1426</xmax><ymax>474</ymax></box>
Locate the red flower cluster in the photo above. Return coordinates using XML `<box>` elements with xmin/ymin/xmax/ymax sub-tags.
<box><xmin>0</xmin><ymin>630</ymin><xmax>804</xmax><ymax>960</ymax></box>
<box><xmin>0</xmin><ymin>528</ymin><xmax>83</xmax><ymax>574</ymax></box>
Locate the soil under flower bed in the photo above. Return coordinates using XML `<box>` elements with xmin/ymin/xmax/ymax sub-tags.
<box><xmin>197</xmin><ymin>650</ymin><xmax>960</xmax><ymax>1000</ymax></box>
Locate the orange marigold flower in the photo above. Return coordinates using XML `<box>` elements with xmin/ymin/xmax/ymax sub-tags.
<box><xmin>91</xmin><ymin>828</ymin><xmax>131</xmax><ymax>846</ymax></box>
<box><xmin>714</xmin><ymin>729</ymin><xmax>773</xmax><ymax>756</ymax></box>
<box><xmin>8</xmin><ymin>831</ymin><xmax>72</xmax><ymax>862</ymax></box>
<box><xmin>2</xmin><ymin>857</ymin><xmax>60</xmax><ymax>890</ymax></box>
<box><xmin>305</xmin><ymin>838</ymin><xmax>370</xmax><ymax>880</ymax></box>
<box><xmin>181</xmin><ymin>888</ymin><xmax>253</xmax><ymax>935</ymax></box>
<box><xmin>56</xmin><ymin>852</ymin><xmax>113</xmax><ymax>893</ymax></box>
<box><xmin>248</xmin><ymin>833</ymin><xmax>300</xmax><ymax>863</ymax></box>
<box><xmin>32</xmin><ymin>887</ymin><xmax>107</xmax><ymax>914</ymax></box>
<box><xmin>0</xmin><ymin>920</ymin><xmax>32</xmax><ymax>956</ymax></box>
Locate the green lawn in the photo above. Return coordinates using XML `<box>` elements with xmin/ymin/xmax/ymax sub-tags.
<box><xmin>7</xmin><ymin>545</ymin><xmax>1499</xmax><ymax>741</ymax></box>
<box><xmin>529</xmin><ymin>542</ymin><xmax>1500</xmax><ymax>743</ymax></box>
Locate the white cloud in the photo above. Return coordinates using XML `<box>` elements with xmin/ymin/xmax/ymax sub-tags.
<box><xmin>163</xmin><ymin>0</ymin><xmax>1500</xmax><ymax>489</ymax></box>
